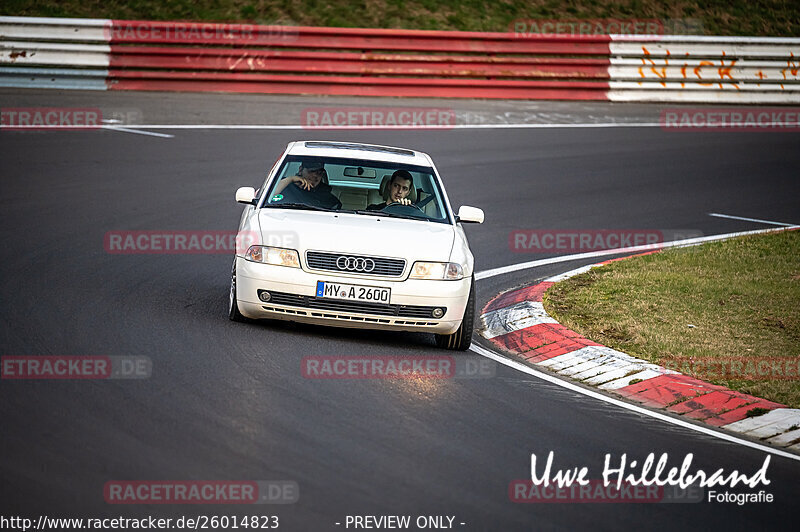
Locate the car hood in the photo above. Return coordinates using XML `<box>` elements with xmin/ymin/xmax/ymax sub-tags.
<box><xmin>257</xmin><ymin>209</ymin><xmax>455</xmax><ymax>263</ymax></box>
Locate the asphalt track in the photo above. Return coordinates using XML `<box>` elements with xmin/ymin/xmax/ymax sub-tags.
<box><xmin>1</xmin><ymin>90</ymin><xmax>799</xmax><ymax>531</ymax></box>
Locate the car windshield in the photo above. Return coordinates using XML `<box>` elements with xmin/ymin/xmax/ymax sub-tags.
<box><xmin>261</xmin><ymin>155</ymin><xmax>451</xmax><ymax>224</ymax></box>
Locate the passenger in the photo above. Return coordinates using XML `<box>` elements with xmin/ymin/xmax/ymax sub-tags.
<box><xmin>366</xmin><ymin>170</ymin><xmax>414</xmax><ymax>210</ymax></box>
<box><xmin>272</xmin><ymin>160</ymin><xmax>341</xmax><ymax>209</ymax></box>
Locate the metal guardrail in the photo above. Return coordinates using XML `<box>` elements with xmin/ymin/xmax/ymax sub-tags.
<box><xmin>1</xmin><ymin>16</ymin><xmax>799</xmax><ymax>102</ymax></box>
<box><xmin>608</xmin><ymin>35</ymin><xmax>800</xmax><ymax>103</ymax></box>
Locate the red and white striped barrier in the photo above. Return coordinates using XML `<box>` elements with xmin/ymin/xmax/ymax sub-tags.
<box><xmin>1</xmin><ymin>16</ymin><xmax>799</xmax><ymax>102</ymax></box>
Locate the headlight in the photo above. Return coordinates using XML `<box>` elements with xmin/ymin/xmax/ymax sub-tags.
<box><xmin>245</xmin><ymin>245</ymin><xmax>300</xmax><ymax>268</ymax></box>
<box><xmin>409</xmin><ymin>261</ymin><xmax>464</xmax><ymax>280</ymax></box>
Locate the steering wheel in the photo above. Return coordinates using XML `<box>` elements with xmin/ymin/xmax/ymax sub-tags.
<box><xmin>385</xmin><ymin>201</ymin><xmax>424</xmax><ymax>212</ymax></box>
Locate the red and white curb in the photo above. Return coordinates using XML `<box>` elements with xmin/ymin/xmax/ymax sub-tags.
<box><xmin>479</xmin><ymin>254</ymin><xmax>800</xmax><ymax>453</ymax></box>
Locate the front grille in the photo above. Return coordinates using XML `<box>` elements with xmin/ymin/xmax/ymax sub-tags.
<box><xmin>306</xmin><ymin>251</ymin><xmax>406</xmax><ymax>277</ymax></box>
<box><xmin>261</xmin><ymin>290</ymin><xmax>444</xmax><ymax>318</ymax></box>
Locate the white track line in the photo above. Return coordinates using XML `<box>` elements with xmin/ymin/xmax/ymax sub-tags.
<box><xmin>469</xmin><ymin>342</ymin><xmax>800</xmax><ymax>462</ymax></box>
<box><xmin>0</xmin><ymin>125</ymin><xmax>173</xmax><ymax>137</ymax></box>
<box><xmin>6</xmin><ymin>121</ymin><xmax>800</xmax><ymax>131</ymax></box>
<box><xmin>709</xmin><ymin>212</ymin><xmax>797</xmax><ymax>227</ymax></box>
<box><xmin>476</xmin><ymin>227</ymin><xmax>797</xmax><ymax>280</ymax></box>
<box><xmin>103</xmin><ymin>123</ymin><xmax>665</xmax><ymax>130</ymax></box>
<box><xmin>58</xmin><ymin>121</ymin><xmax>800</xmax><ymax>130</ymax></box>
<box><xmin>101</xmin><ymin>125</ymin><xmax>174</xmax><ymax>138</ymax></box>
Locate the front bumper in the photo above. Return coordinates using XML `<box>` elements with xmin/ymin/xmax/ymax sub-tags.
<box><xmin>236</xmin><ymin>257</ymin><xmax>470</xmax><ymax>334</ymax></box>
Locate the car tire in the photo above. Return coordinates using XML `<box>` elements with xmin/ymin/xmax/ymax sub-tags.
<box><xmin>435</xmin><ymin>276</ymin><xmax>475</xmax><ymax>351</ymax></box>
<box><xmin>228</xmin><ymin>260</ymin><xmax>246</xmax><ymax>322</ymax></box>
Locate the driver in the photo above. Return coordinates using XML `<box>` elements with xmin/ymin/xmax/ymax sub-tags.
<box><xmin>272</xmin><ymin>160</ymin><xmax>341</xmax><ymax>209</ymax></box>
<box><xmin>366</xmin><ymin>170</ymin><xmax>414</xmax><ymax>211</ymax></box>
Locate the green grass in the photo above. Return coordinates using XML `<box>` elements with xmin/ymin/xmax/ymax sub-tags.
<box><xmin>543</xmin><ymin>230</ymin><xmax>800</xmax><ymax>407</ymax></box>
<box><xmin>3</xmin><ymin>0</ymin><xmax>800</xmax><ymax>36</ymax></box>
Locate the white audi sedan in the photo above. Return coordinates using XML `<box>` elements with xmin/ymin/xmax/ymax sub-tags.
<box><xmin>229</xmin><ymin>141</ymin><xmax>484</xmax><ymax>350</ymax></box>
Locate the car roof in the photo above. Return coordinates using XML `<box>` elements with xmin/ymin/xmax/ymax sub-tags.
<box><xmin>286</xmin><ymin>141</ymin><xmax>433</xmax><ymax>167</ymax></box>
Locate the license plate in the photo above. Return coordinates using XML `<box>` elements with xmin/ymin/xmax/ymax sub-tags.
<box><xmin>316</xmin><ymin>281</ymin><xmax>391</xmax><ymax>304</ymax></box>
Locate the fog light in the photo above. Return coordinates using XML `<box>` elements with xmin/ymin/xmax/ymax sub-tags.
<box><xmin>259</xmin><ymin>290</ymin><xmax>272</xmax><ymax>302</ymax></box>
<box><xmin>432</xmin><ymin>308</ymin><xmax>444</xmax><ymax>318</ymax></box>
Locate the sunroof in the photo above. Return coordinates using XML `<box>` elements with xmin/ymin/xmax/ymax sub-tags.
<box><xmin>304</xmin><ymin>141</ymin><xmax>415</xmax><ymax>157</ymax></box>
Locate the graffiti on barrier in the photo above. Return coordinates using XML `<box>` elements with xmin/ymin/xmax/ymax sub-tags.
<box><xmin>637</xmin><ymin>48</ymin><xmax>799</xmax><ymax>89</ymax></box>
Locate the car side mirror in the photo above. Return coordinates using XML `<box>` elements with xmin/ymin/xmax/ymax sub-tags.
<box><xmin>235</xmin><ymin>186</ymin><xmax>256</xmax><ymax>205</ymax></box>
<box><xmin>456</xmin><ymin>205</ymin><xmax>484</xmax><ymax>224</ymax></box>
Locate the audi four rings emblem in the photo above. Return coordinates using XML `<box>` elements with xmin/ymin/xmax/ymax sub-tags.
<box><xmin>336</xmin><ymin>256</ymin><xmax>376</xmax><ymax>272</ymax></box>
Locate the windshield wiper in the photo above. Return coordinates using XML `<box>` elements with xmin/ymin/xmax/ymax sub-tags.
<box><xmin>354</xmin><ymin>210</ymin><xmax>425</xmax><ymax>221</ymax></box>
<box><xmin>264</xmin><ymin>202</ymin><xmax>335</xmax><ymax>212</ymax></box>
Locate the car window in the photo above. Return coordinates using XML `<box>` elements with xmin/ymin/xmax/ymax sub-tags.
<box><xmin>262</xmin><ymin>155</ymin><xmax>451</xmax><ymax>223</ymax></box>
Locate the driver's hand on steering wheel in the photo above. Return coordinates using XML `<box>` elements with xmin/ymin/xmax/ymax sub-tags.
<box><xmin>385</xmin><ymin>198</ymin><xmax>423</xmax><ymax>212</ymax></box>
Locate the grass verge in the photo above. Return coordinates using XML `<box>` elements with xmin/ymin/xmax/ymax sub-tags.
<box><xmin>543</xmin><ymin>230</ymin><xmax>800</xmax><ymax>408</ymax></box>
<box><xmin>3</xmin><ymin>0</ymin><xmax>800</xmax><ymax>37</ymax></box>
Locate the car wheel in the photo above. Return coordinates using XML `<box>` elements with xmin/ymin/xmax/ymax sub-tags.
<box><xmin>435</xmin><ymin>276</ymin><xmax>475</xmax><ymax>351</ymax></box>
<box><xmin>228</xmin><ymin>260</ymin><xmax>246</xmax><ymax>322</ymax></box>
